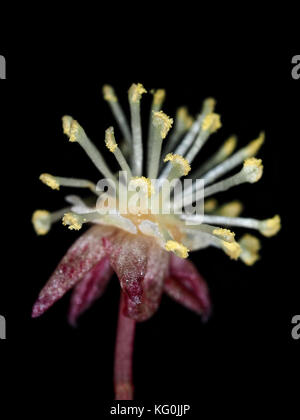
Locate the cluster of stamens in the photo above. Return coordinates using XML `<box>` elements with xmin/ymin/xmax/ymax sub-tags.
<box><xmin>32</xmin><ymin>83</ymin><xmax>281</xmax><ymax>262</ymax></box>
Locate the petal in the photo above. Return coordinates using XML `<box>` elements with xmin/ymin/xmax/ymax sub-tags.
<box><xmin>68</xmin><ymin>256</ymin><xmax>113</xmax><ymax>326</ymax></box>
<box><xmin>32</xmin><ymin>225</ymin><xmax>115</xmax><ymax>318</ymax></box>
<box><xmin>103</xmin><ymin>231</ymin><xmax>169</xmax><ymax>321</ymax></box>
<box><xmin>164</xmin><ymin>276</ymin><xmax>205</xmax><ymax>315</ymax></box>
<box><xmin>166</xmin><ymin>254</ymin><xmax>211</xmax><ymax>321</ymax></box>
<box><xmin>102</xmin><ymin>231</ymin><xmax>148</xmax><ymax>305</ymax></box>
<box><xmin>124</xmin><ymin>240</ymin><xmax>169</xmax><ymax>322</ymax></box>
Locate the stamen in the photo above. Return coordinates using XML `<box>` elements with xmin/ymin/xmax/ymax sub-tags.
<box><xmin>212</xmin><ymin>227</ymin><xmax>235</xmax><ymax>243</ymax></box>
<box><xmin>180</xmin><ymin>158</ymin><xmax>263</xmax><ymax>209</ymax></box>
<box><xmin>62</xmin><ymin>116</ymin><xmax>116</xmax><ymax>181</ymax></box>
<box><xmin>39</xmin><ymin>173</ymin><xmax>60</xmax><ymax>190</ymax></box>
<box><xmin>203</xmin><ymin>132</ymin><xmax>265</xmax><ymax>185</ymax></box>
<box><xmin>147</xmin><ymin>90</ymin><xmax>166</xmax><ymax>173</ymax></box>
<box><xmin>32</xmin><ymin>210</ymin><xmax>51</xmax><ymax>235</ymax></box>
<box><xmin>153</xmin><ymin>89</ymin><xmax>166</xmax><ymax>107</ymax></box>
<box><xmin>239</xmin><ymin>234</ymin><xmax>261</xmax><ymax>265</ymax></box>
<box><xmin>201</xmin><ymin>158</ymin><xmax>263</xmax><ymax>199</ymax></box>
<box><xmin>165</xmin><ymin>240</ymin><xmax>189</xmax><ymax>259</ymax></box>
<box><xmin>183</xmin><ymin>214</ymin><xmax>281</xmax><ymax>237</ymax></box>
<box><xmin>221</xmin><ymin>240</ymin><xmax>241</xmax><ymax>260</ymax></box>
<box><xmin>164</xmin><ymin>153</ymin><xmax>191</xmax><ymax>182</ymax></box>
<box><xmin>215</xmin><ymin>200</ymin><xmax>244</xmax><ymax>217</ymax></box>
<box><xmin>102</xmin><ymin>85</ymin><xmax>132</xmax><ymax>147</ymax></box>
<box><xmin>148</xmin><ymin>111</ymin><xmax>173</xmax><ymax>179</ymax></box>
<box><xmin>158</xmin><ymin>97</ymin><xmax>216</xmax><ymax>182</ymax></box>
<box><xmin>128</xmin><ymin>83</ymin><xmax>147</xmax><ymax>176</ymax></box>
<box><xmin>32</xmin><ymin>207</ymin><xmax>71</xmax><ymax>235</ymax></box>
<box><xmin>192</xmin><ymin>135</ymin><xmax>237</xmax><ymax>178</ymax></box>
<box><xmin>184</xmin><ymin>223</ymin><xmax>235</xmax><ymax>243</ymax></box>
<box><xmin>204</xmin><ymin>198</ymin><xmax>218</xmax><ymax>213</ymax></box>
<box><xmin>105</xmin><ymin>127</ymin><xmax>132</xmax><ymax>177</ymax></box>
<box><xmin>39</xmin><ymin>173</ymin><xmax>96</xmax><ymax>193</ymax></box>
<box><xmin>62</xmin><ymin>212</ymin><xmax>84</xmax><ymax>230</ymax></box>
<box><xmin>162</xmin><ymin>107</ymin><xmax>194</xmax><ymax>156</ymax></box>
<box><xmin>258</xmin><ymin>215</ymin><xmax>281</xmax><ymax>237</ymax></box>
<box><xmin>184</xmin><ymin>113</ymin><xmax>222</xmax><ymax>163</ymax></box>
<box><xmin>129</xmin><ymin>176</ymin><xmax>154</xmax><ymax>197</ymax></box>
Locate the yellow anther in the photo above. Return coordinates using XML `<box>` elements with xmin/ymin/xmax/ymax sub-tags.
<box><xmin>153</xmin><ymin>89</ymin><xmax>166</xmax><ymax>106</ymax></box>
<box><xmin>259</xmin><ymin>215</ymin><xmax>281</xmax><ymax>237</ymax></box>
<box><xmin>222</xmin><ymin>240</ymin><xmax>241</xmax><ymax>260</ymax></box>
<box><xmin>239</xmin><ymin>234</ymin><xmax>261</xmax><ymax>266</ymax></box>
<box><xmin>202</xmin><ymin>113</ymin><xmax>222</xmax><ymax>133</ymax></box>
<box><xmin>130</xmin><ymin>176</ymin><xmax>154</xmax><ymax>197</ymax></box>
<box><xmin>32</xmin><ymin>210</ymin><xmax>51</xmax><ymax>235</ymax></box>
<box><xmin>102</xmin><ymin>84</ymin><xmax>117</xmax><ymax>102</ymax></box>
<box><xmin>222</xmin><ymin>135</ymin><xmax>237</xmax><ymax>156</ymax></box>
<box><xmin>204</xmin><ymin>198</ymin><xmax>218</xmax><ymax>213</ymax></box>
<box><xmin>164</xmin><ymin>153</ymin><xmax>191</xmax><ymax>176</ymax></box>
<box><xmin>243</xmin><ymin>158</ymin><xmax>263</xmax><ymax>183</ymax></box>
<box><xmin>128</xmin><ymin>83</ymin><xmax>147</xmax><ymax>103</ymax></box>
<box><xmin>213</xmin><ymin>227</ymin><xmax>235</xmax><ymax>243</ymax></box>
<box><xmin>244</xmin><ymin>131</ymin><xmax>265</xmax><ymax>157</ymax></box>
<box><xmin>217</xmin><ymin>201</ymin><xmax>244</xmax><ymax>217</ymax></box>
<box><xmin>39</xmin><ymin>173</ymin><xmax>60</xmax><ymax>190</ymax></box>
<box><xmin>203</xmin><ymin>97</ymin><xmax>216</xmax><ymax>113</ymax></box>
<box><xmin>62</xmin><ymin>213</ymin><xmax>82</xmax><ymax>231</ymax></box>
<box><xmin>105</xmin><ymin>127</ymin><xmax>118</xmax><ymax>153</ymax></box>
<box><xmin>153</xmin><ymin>110</ymin><xmax>173</xmax><ymax>139</ymax></box>
<box><xmin>62</xmin><ymin>115</ymin><xmax>73</xmax><ymax>136</ymax></box>
<box><xmin>177</xmin><ymin>107</ymin><xmax>194</xmax><ymax>130</ymax></box>
<box><xmin>165</xmin><ymin>240</ymin><xmax>189</xmax><ymax>259</ymax></box>
<box><xmin>69</xmin><ymin>120</ymin><xmax>80</xmax><ymax>142</ymax></box>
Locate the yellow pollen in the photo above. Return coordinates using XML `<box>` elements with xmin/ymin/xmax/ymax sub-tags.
<box><xmin>259</xmin><ymin>215</ymin><xmax>281</xmax><ymax>237</ymax></box>
<box><xmin>32</xmin><ymin>210</ymin><xmax>51</xmax><ymax>235</ymax></box>
<box><xmin>105</xmin><ymin>127</ymin><xmax>118</xmax><ymax>152</ymax></box>
<box><xmin>213</xmin><ymin>227</ymin><xmax>235</xmax><ymax>243</ymax></box>
<box><xmin>204</xmin><ymin>198</ymin><xmax>218</xmax><ymax>213</ymax></box>
<box><xmin>130</xmin><ymin>176</ymin><xmax>154</xmax><ymax>197</ymax></box>
<box><xmin>177</xmin><ymin>107</ymin><xmax>194</xmax><ymax>129</ymax></box>
<box><xmin>102</xmin><ymin>85</ymin><xmax>117</xmax><ymax>102</ymax></box>
<box><xmin>202</xmin><ymin>113</ymin><xmax>222</xmax><ymax>133</ymax></box>
<box><xmin>217</xmin><ymin>201</ymin><xmax>244</xmax><ymax>217</ymax></box>
<box><xmin>222</xmin><ymin>241</ymin><xmax>241</xmax><ymax>260</ymax></box>
<box><xmin>164</xmin><ymin>153</ymin><xmax>191</xmax><ymax>176</ymax></box>
<box><xmin>39</xmin><ymin>173</ymin><xmax>60</xmax><ymax>190</ymax></box>
<box><xmin>128</xmin><ymin>83</ymin><xmax>147</xmax><ymax>103</ymax></box>
<box><xmin>203</xmin><ymin>97</ymin><xmax>216</xmax><ymax>112</ymax></box>
<box><xmin>239</xmin><ymin>234</ymin><xmax>261</xmax><ymax>266</ymax></box>
<box><xmin>62</xmin><ymin>213</ymin><xmax>82</xmax><ymax>231</ymax></box>
<box><xmin>243</xmin><ymin>158</ymin><xmax>264</xmax><ymax>183</ymax></box>
<box><xmin>69</xmin><ymin>120</ymin><xmax>80</xmax><ymax>142</ymax></box>
<box><xmin>245</xmin><ymin>131</ymin><xmax>265</xmax><ymax>157</ymax></box>
<box><xmin>165</xmin><ymin>240</ymin><xmax>189</xmax><ymax>259</ymax></box>
<box><xmin>153</xmin><ymin>89</ymin><xmax>166</xmax><ymax>106</ymax></box>
<box><xmin>153</xmin><ymin>111</ymin><xmax>173</xmax><ymax>139</ymax></box>
<box><xmin>223</xmin><ymin>136</ymin><xmax>237</xmax><ymax>156</ymax></box>
<box><xmin>62</xmin><ymin>115</ymin><xmax>73</xmax><ymax>136</ymax></box>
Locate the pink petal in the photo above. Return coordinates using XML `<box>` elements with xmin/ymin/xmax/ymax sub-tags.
<box><xmin>124</xmin><ymin>240</ymin><xmax>169</xmax><ymax>322</ymax></box>
<box><xmin>32</xmin><ymin>225</ymin><xmax>115</xmax><ymax>318</ymax></box>
<box><xmin>68</xmin><ymin>256</ymin><xmax>113</xmax><ymax>326</ymax></box>
<box><xmin>164</xmin><ymin>276</ymin><xmax>205</xmax><ymax>315</ymax></box>
<box><xmin>114</xmin><ymin>292</ymin><xmax>136</xmax><ymax>400</ymax></box>
<box><xmin>103</xmin><ymin>232</ymin><xmax>169</xmax><ymax>322</ymax></box>
<box><xmin>102</xmin><ymin>231</ymin><xmax>148</xmax><ymax>305</ymax></box>
<box><xmin>167</xmin><ymin>254</ymin><xmax>212</xmax><ymax>321</ymax></box>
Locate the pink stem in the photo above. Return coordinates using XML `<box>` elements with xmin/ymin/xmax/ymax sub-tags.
<box><xmin>114</xmin><ymin>292</ymin><xmax>136</xmax><ymax>400</ymax></box>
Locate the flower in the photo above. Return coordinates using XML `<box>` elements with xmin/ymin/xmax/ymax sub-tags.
<box><xmin>32</xmin><ymin>83</ymin><xmax>281</xmax><ymax>400</ymax></box>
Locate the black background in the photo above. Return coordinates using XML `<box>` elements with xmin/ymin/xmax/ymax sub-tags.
<box><xmin>0</xmin><ymin>16</ymin><xmax>299</xmax><ymax>417</ymax></box>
